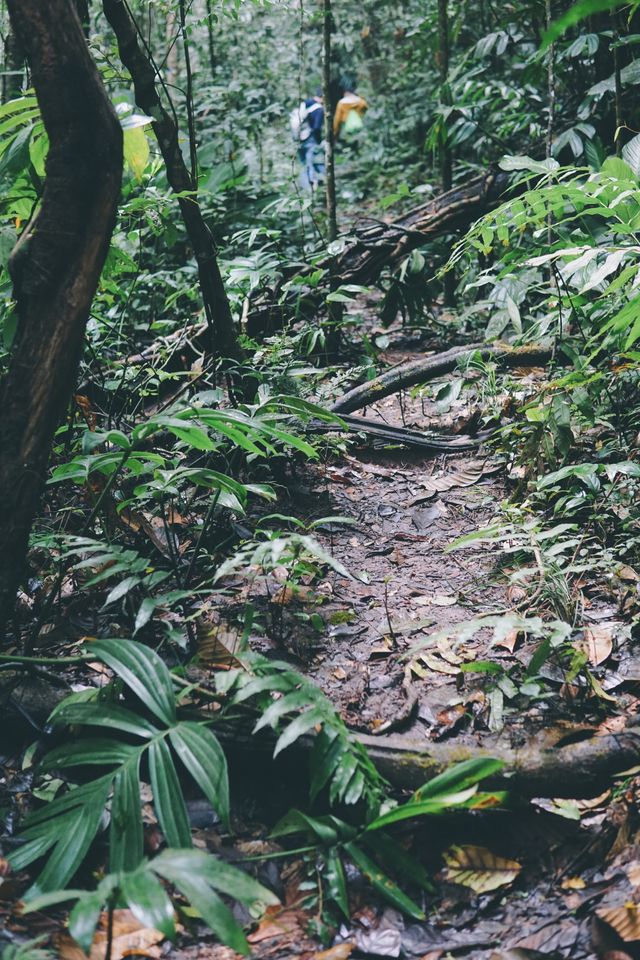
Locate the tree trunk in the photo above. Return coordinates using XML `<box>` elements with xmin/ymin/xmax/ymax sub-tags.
<box><xmin>437</xmin><ymin>0</ymin><xmax>455</xmax><ymax>307</ymax></box>
<box><xmin>322</xmin><ymin>0</ymin><xmax>338</xmax><ymax>242</ymax></box>
<box><xmin>2</xmin><ymin>26</ymin><xmax>25</xmax><ymax>103</ymax></box>
<box><xmin>0</xmin><ymin>0</ymin><xmax>123</xmax><ymax>634</ymax></box>
<box><xmin>102</xmin><ymin>0</ymin><xmax>242</xmax><ymax>365</ymax></box>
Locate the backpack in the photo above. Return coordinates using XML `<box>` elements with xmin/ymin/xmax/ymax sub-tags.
<box><xmin>343</xmin><ymin>108</ymin><xmax>364</xmax><ymax>137</ymax></box>
<box><xmin>290</xmin><ymin>101</ymin><xmax>311</xmax><ymax>142</ymax></box>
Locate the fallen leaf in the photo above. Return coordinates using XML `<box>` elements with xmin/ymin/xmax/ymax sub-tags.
<box><xmin>409</xmin><ymin>461</ymin><xmax>498</xmax><ymax>504</ymax></box>
<box><xmin>442</xmin><ymin>844</ymin><xmax>521</xmax><ymax>893</ymax></box>
<box><xmin>420</xmin><ymin>653</ymin><xmax>460</xmax><ymax>675</ymax></box>
<box><xmin>333</xmin><ymin>667</ymin><xmax>347</xmax><ymax>680</ymax></box>
<box><xmin>57</xmin><ymin>909</ymin><xmax>165</xmax><ymax>960</ymax></box>
<box><xmin>575</xmin><ymin>625</ymin><xmax>614</xmax><ymax>666</ymax></box>
<box><xmin>315</xmin><ymin>946</ymin><xmax>355</xmax><ymax>960</ymax></box>
<box><xmin>195</xmin><ymin>616</ymin><xmax>244</xmax><ymax>669</ymax></box>
<box><xmin>495</xmin><ymin>629</ymin><xmax>521</xmax><ymax>653</ymax></box>
<box><xmin>597</xmin><ymin>903</ymin><xmax>640</xmax><ymax>942</ymax></box>
<box><xmin>560</xmin><ymin>876</ymin><xmax>586</xmax><ymax>890</ymax></box>
<box><xmin>627</xmin><ymin>862</ymin><xmax>640</xmax><ymax>888</ymax></box>
<box><xmin>431</xmin><ymin>594</ymin><xmax>458</xmax><ymax>607</ymax></box>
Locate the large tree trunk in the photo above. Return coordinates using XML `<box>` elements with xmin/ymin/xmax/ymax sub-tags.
<box><xmin>102</xmin><ymin>0</ymin><xmax>242</xmax><ymax>365</ymax></box>
<box><xmin>0</xmin><ymin>0</ymin><xmax>123</xmax><ymax>634</ymax></box>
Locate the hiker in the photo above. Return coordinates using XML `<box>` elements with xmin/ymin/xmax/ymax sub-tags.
<box><xmin>290</xmin><ymin>90</ymin><xmax>325</xmax><ymax>191</ymax></box>
<box><xmin>333</xmin><ymin>87</ymin><xmax>368</xmax><ymax>142</ymax></box>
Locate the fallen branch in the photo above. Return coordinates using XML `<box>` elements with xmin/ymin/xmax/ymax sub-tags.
<box><xmin>309</xmin><ymin>412</ymin><xmax>488</xmax><ymax>451</ymax></box>
<box><xmin>331</xmin><ymin>342</ymin><xmax>554</xmax><ymax>414</ymax></box>
<box><xmin>359</xmin><ymin>726</ymin><xmax>640</xmax><ymax>798</ymax></box>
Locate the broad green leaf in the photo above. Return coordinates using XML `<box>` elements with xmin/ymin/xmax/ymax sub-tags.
<box><xmin>273</xmin><ymin>707</ymin><xmax>326</xmax><ymax>756</ymax></box>
<box><xmin>152</xmin><ymin>849</ymin><xmax>279</xmax><ymax>905</ymax></box>
<box><xmin>27</xmin><ymin>780</ymin><xmax>112</xmax><ymax>893</ymax></box>
<box><xmin>123</xmin><ymin>125</ymin><xmax>150</xmax><ymax>181</ymax></box>
<box><xmin>150</xmin><ymin>858</ymin><xmax>249</xmax><ymax>955</ymax></box>
<box><xmin>324</xmin><ymin>848</ymin><xmax>349</xmax><ymax>917</ymax></box>
<box><xmin>362</xmin><ymin>832</ymin><xmax>434</xmax><ymax>893</ymax></box>
<box><xmin>412</xmin><ymin>757</ymin><xmax>505</xmax><ymax>802</ymax></box>
<box><xmin>148</xmin><ymin>737</ymin><xmax>191</xmax><ymax>848</ymax></box>
<box><xmin>344</xmin><ymin>842</ymin><xmax>425</xmax><ymax>920</ymax></box>
<box><xmin>110</xmin><ymin>755</ymin><xmax>144</xmax><ymax>873</ymax></box>
<box><xmin>41</xmin><ymin>739</ymin><xmax>137</xmax><ymax>769</ymax></box>
<box><xmin>542</xmin><ymin>0</ymin><xmax>630</xmax><ymax>48</ymax></box>
<box><xmin>48</xmin><ymin>702</ymin><xmax>158</xmax><ymax>739</ymax></box>
<box><xmin>272</xmin><ymin>809</ymin><xmax>344</xmax><ymax>845</ymax></box>
<box><xmin>68</xmin><ymin>892</ymin><xmax>104</xmax><ymax>953</ymax></box>
<box><xmin>91</xmin><ymin>639</ymin><xmax>177</xmax><ymax>726</ymax></box>
<box><xmin>120</xmin><ymin>868</ymin><xmax>176</xmax><ymax>940</ymax></box>
<box><xmin>169</xmin><ymin>723</ymin><xmax>229</xmax><ymax>828</ymax></box>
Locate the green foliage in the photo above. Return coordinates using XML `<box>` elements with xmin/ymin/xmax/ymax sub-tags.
<box><xmin>22</xmin><ymin>849</ymin><xmax>277</xmax><ymax>956</ymax></box>
<box><xmin>271</xmin><ymin>757</ymin><xmax>504</xmax><ymax>920</ymax></box>
<box><xmin>9</xmin><ymin>640</ymin><xmax>230</xmax><ymax>893</ymax></box>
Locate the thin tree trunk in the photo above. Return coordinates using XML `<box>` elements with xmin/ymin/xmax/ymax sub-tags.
<box><xmin>102</xmin><ymin>0</ymin><xmax>242</xmax><ymax>365</ymax></box>
<box><xmin>322</xmin><ymin>0</ymin><xmax>337</xmax><ymax>242</ymax></box>
<box><xmin>2</xmin><ymin>26</ymin><xmax>25</xmax><ymax>103</ymax></box>
<box><xmin>545</xmin><ymin>0</ymin><xmax>556</xmax><ymax>160</ymax></box>
<box><xmin>205</xmin><ymin>0</ymin><xmax>216</xmax><ymax>76</ymax></box>
<box><xmin>0</xmin><ymin>0</ymin><xmax>123</xmax><ymax>634</ymax></box>
<box><xmin>613</xmin><ymin>8</ymin><xmax>624</xmax><ymax>155</ymax></box>
<box><xmin>437</xmin><ymin>0</ymin><xmax>455</xmax><ymax>307</ymax></box>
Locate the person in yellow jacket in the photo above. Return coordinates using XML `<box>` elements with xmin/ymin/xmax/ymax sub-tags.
<box><xmin>333</xmin><ymin>87</ymin><xmax>368</xmax><ymax>141</ymax></box>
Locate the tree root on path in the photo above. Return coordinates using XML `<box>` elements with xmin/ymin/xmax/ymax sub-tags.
<box><xmin>358</xmin><ymin>726</ymin><xmax>640</xmax><ymax>798</ymax></box>
<box><xmin>331</xmin><ymin>342</ymin><xmax>554</xmax><ymax>415</ymax></box>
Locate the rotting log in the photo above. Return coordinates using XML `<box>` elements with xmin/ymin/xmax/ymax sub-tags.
<box><xmin>359</xmin><ymin>727</ymin><xmax>640</xmax><ymax>798</ymax></box>
<box><xmin>102</xmin><ymin>0</ymin><xmax>242</xmax><ymax>365</ymax></box>
<box><xmin>0</xmin><ymin>0</ymin><xmax>123</xmax><ymax>634</ymax></box>
<box><xmin>246</xmin><ymin>169</ymin><xmax>513</xmax><ymax>337</ymax></box>
<box><xmin>331</xmin><ymin>342</ymin><xmax>554</xmax><ymax>414</ymax></box>
<box><xmin>219</xmin><ymin>723</ymin><xmax>640</xmax><ymax>800</ymax></box>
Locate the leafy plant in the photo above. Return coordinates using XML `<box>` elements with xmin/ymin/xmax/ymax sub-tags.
<box><xmin>9</xmin><ymin>640</ymin><xmax>230</xmax><ymax>893</ymax></box>
<box><xmin>21</xmin><ymin>849</ymin><xmax>277</xmax><ymax>956</ymax></box>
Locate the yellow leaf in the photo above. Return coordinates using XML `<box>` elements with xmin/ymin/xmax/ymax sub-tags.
<box><xmin>442</xmin><ymin>844</ymin><xmax>521</xmax><ymax>893</ymax></box>
<box><xmin>597</xmin><ymin>903</ymin><xmax>640</xmax><ymax>942</ymax></box>
<box><xmin>123</xmin><ymin>125</ymin><xmax>150</xmax><ymax>181</ymax></box>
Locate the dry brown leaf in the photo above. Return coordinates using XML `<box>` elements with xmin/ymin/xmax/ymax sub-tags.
<box><xmin>57</xmin><ymin>909</ymin><xmax>165</xmax><ymax>960</ymax></box>
<box><xmin>560</xmin><ymin>876</ymin><xmax>586</xmax><ymax>890</ymax></box>
<box><xmin>597</xmin><ymin>903</ymin><xmax>640</xmax><ymax>942</ymax></box>
<box><xmin>247</xmin><ymin>906</ymin><xmax>310</xmax><ymax>945</ymax></box>
<box><xmin>575</xmin><ymin>625</ymin><xmax>614</xmax><ymax>666</ymax></box>
<box><xmin>495</xmin><ymin>629</ymin><xmax>521</xmax><ymax>653</ymax></box>
<box><xmin>420</xmin><ymin>653</ymin><xmax>460</xmax><ymax>675</ymax></box>
<box><xmin>618</xmin><ymin>565</ymin><xmax>640</xmax><ymax>582</ymax></box>
<box><xmin>627</xmin><ymin>862</ymin><xmax>640</xmax><ymax>888</ymax></box>
<box><xmin>430</xmin><ymin>594</ymin><xmax>458</xmax><ymax>607</ymax></box>
<box><xmin>409</xmin><ymin>461</ymin><xmax>498</xmax><ymax>504</ymax></box>
<box><xmin>442</xmin><ymin>844</ymin><xmax>521</xmax><ymax>893</ymax></box>
<box><xmin>333</xmin><ymin>667</ymin><xmax>347</xmax><ymax>680</ymax></box>
<box><xmin>314</xmin><ymin>945</ymin><xmax>355</xmax><ymax>960</ymax></box>
<box><xmin>195</xmin><ymin>616</ymin><xmax>244</xmax><ymax>669</ymax></box>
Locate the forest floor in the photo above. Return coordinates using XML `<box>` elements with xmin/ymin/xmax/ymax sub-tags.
<box><xmin>4</xmin><ymin>301</ymin><xmax>640</xmax><ymax>960</ymax></box>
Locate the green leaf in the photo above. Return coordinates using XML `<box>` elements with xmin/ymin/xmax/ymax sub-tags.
<box><xmin>90</xmin><ymin>639</ymin><xmax>177</xmax><ymax>726</ymax></box>
<box><xmin>123</xmin><ymin>125</ymin><xmax>150</xmax><ymax>182</ymax></box>
<box><xmin>324</xmin><ymin>848</ymin><xmax>349</xmax><ymax>917</ymax></box>
<box><xmin>120</xmin><ymin>868</ymin><xmax>176</xmax><ymax>940</ymax></box>
<box><xmin>362</xmin><ymin>832</ymin><xmax>434</xmax><ymax>893</ymax></box>
<box><xmin>41</xmin><ymin>739</ymin><xmax>137</xmax><ymax>769</ymax></box>
<box><xmin>150</xmin><ymin>856</ymin><xmax>249</xmax><ymax>955</ymax></box>
<box><xmin>169</xmin><ymin>723</ymin><xmax>230</xmax><ymax>828</ymax></box>
<box><xmin>26</xmin><ymin>780</ymin><xmax>112</xmax><ymax>893</ymax></box>
<box><xmin>68</xmin><ymin>892</ymin><xmax>104</xmax><ymax>953</ymax></box>
<box><xmin>49</xmin><ymin>702</ymin><xmax>158</xmax><ymax>739</ymax></box>
<box><xmin>542</xmin><ymin>0</ymin><xmax>630</xmax><ymax>49</ymax></box>
<box><xmin>148</xmin><ymin>737</ymin><xmax>192</xmax><ymax>848</ymax></box>
<box><xmin>110</xmin><ymin>755</ymin><xmax>144</xmax><ymax>873</ymax></box>
<box><xmin>151</xmin><ymin>849</ymin><xmax>278</xmax><ymax>906</ymax></box>
<box><xmin>412</xmin><ymin>758</ymin><xmax>505</xmax><ymax>801</ymax></box>
<box><xmin>344</xmin><ymin>842</ymin><xmax>425</xmax><ymax>920</ymax></box>
<box><xmin>273</xmin><ymin>707</ymin><xmax>326</xmax><ymax>756</ymax></box>
<box><xmin>623</xmin><ymin>133</ymin><xmax>640</xmax><ymax>176</ymax></box>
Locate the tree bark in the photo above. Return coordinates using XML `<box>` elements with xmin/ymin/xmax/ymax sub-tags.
<box><xmin>322</xmin><ymin>0</ymin><xmax>338</xmax><ymax>242</ymax></box>
<box><xmin>331</xmin><ymin>342</ymin><xmax>553</xmax><ymax>414</ymax></box>
<box><xmin>0</xmin><ymin>0</ymin><xmax>123</xmax><ymax>634</ymax></box>
<box><xmin>102</xmin><ymin>0</ymin><xmax>242</xmax><ymax>365</ymax></box>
